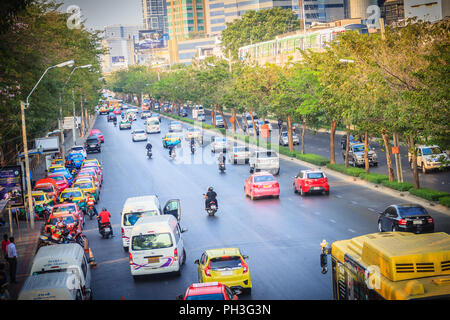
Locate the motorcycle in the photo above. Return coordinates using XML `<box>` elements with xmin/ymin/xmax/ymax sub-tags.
<box><xmin>38</xmin><ymin>226</ymin><xmax>85</xmax><ymax>249</ymax></box>
<box><xmin>203</xmin><ymin>194</ymin><xmax>217</xmax><ymax>216</ymax></box>
<box><xmin>191</xmin><ymin>144</ymin><xmax>195</xmax><ymax>154</ymax></box>
<box><xmin>113</xmin><ymin>120</ymin><xmax>117</xmax><ymax>127</ymax></box>
<box><xmin>219</xmin><ymin>162</ymin><xmax>226</xmax><ymax>173</ymax></box>
<box><xmin>147</xmin><ymin>149</ymin><xmax>152</xmax><ymax>159</ymax></box>
<box><xmin>87</xmin><ymin>205</ymin><xmax>96</xmax><ymax>220</ymax></box>
<box><xmin>169</xmin><ymin>148</ymin><xmax>176</xmax><ymax>159</ymax></box>
<box><xmin>99</xmin><ymin>222</ymin><xmax>112</xmax><ymax>239</ymax></box>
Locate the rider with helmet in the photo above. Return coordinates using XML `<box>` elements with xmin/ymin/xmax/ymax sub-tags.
<box><xmin>204</xmin><ymin>187</ymin><xmax>218</xmax><ymax>210</ymax></box>
<box><xmin>98</xmin><ymin>207</ymin><xmax>113</xmax><ymax>236</ymax></box>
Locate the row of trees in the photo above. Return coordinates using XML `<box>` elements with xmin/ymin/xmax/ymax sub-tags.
<box><xmin>0</xmin><ymin>0</ymin><xmax>104</xmax><ymax>165</ymax></box>
<box><xmin>107</xmin><ymin>18</ymin><xmax>449</xmax><ymax>189</ymax></box>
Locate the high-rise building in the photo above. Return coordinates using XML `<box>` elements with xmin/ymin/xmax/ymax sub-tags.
<box><xmin>301</xmin><ymin>0</ymin><xmax>346</xmax><ymax>26</ymax></box>
<box><xmin>142</xmin><ymin>0</ymin><xmax>169</xmax><ymax>34</ymax></box>
<box><xmin>167</xmin><ymin>0</ymin><xmax>207</xmax><ymax>41</ymax></box>
<box><xmin>404</xmin><ymin>0</ymin><xmax>450</xmax><ymax>22</ymax></box>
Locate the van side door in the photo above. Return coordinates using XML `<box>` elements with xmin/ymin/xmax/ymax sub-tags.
<box><xmin>163</xmin><ymin>199</ymin><xmax>181</xmax><ymax>221</ymax></box>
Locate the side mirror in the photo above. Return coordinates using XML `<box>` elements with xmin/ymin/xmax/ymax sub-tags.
<box><xmin>176</xmin><ymin>294</ymin><xmax>184</xmax><ymax>300</ymax></box>
<box><xmin>181</xmin><ymin>227</ymin><xmax>188</xmax><ymax>233</ymax></box>
<box><xmin>194</xmin><ymin>259</ymin><xmax>200</xmax><ymax>265</ymax></box>
<box><xmin>242</xmin><ymin>255</ymin><xmax>248</xmax><ymax>260</ymax></box>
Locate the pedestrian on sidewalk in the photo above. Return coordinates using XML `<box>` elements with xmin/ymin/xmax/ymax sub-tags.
<box><xmin>6</xmin><ymin>237</ymin><xmax>17</xmax><ymax>284</ymax></box>
<box><xmin>1</xmin><ymin>234</ymin><xmax>9</xmax><ymax>260</ymax></box>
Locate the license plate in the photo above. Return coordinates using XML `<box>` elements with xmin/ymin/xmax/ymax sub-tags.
<box><xmin>221</xmin><ymin>270</ymin><xmax>233</xmax><ymax>276</ymax></box>
<box><xmin>104</xmin><ymin>228</ymin><xmax>110</xmax><ymax>232</ymax></box>
<box><xmin>90</xmin><ymin>145</ymin><xmax>96</xmax><ymax>147</ymax></box>
<box><xmin>263</xmin><ymin>185</ymin><xmax>271</xmax><ymax>188</ymax></box>
<box><xmin>413</xmin><ymin>220</ymin><xmax>423</xmax><ymax>225</ymax></box>
<box><xmin>313</xmin><ymin>187</ymin><xmax>321</xmax><ymax>190</ymax></box>
<box><xmin>147</xmin><ymin>257</ymin><xmax>160</xmax><ymax>263</ymax></box>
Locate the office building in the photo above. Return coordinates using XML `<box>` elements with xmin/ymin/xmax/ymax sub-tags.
<box><xmin>167</xmin><ymin>0</ymin><xmax>207</xmax><ymax>41</ymax></box>
<box><xmin>142</xmin><ymin>0</ymin><xmax>169</xmax><ymax>34</ymax></box>
<box><xmin>404</xmin><ymin>0</ymin><xmax>450</xmax><ymax>22</ymax></box>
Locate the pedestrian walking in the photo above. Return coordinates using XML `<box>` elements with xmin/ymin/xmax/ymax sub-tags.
<box><xmin>1</xmin><ymin>234</ymin><xmax>9</xmax><ymax>260</ymax></box>
<box><xmin>6</xmin><ymin>237</ymin><xmax>17</xmax><ymax>284</ymax></box>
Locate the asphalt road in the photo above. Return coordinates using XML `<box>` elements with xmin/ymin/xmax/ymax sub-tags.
<box><xmin>174</xmin><ymin>106</ymin><xmax>450</xmax><ymax>193</ymax></box>
<box><xmin>85</xmin><ymin>112</ymin><xmax>450</xmax><ymax>300</ymax></box>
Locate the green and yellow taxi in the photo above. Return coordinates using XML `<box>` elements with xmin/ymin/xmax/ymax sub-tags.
<box><xmin>162</xmin><ymin>133</ymin><xmax>181</xmax><ymax>148</ymax></box>
<box><xmin>51</xmin><ymin>158</ymin><xmax>64</xmax><ymax>167</ymax></box>
<box><xmin>57</xmin><ymin>187</ymin><xmax>87</xmax><ymax>212</ymax></box>
<box><xmin>28</xmin><ymin>191</ymin><xmax>54</xmax><ymax>207</ymax></box>
<box><xmin>73</xmin><ymin>177</ymin><xmax>99</xmax><ymax>202</ymax></box>
<box><xmin>195</xmin><ymin>248</ymin><xmax>252</xmax><ymax>294</ymax></box>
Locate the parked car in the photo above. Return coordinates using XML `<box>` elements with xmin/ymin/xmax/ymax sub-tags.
<box><xmin>244</xmin><ymin>171</ymin><xmax>280</xmax><ymax>200</ymax></box>
<box><xmin>342</xmin><ymin>142</ymin><xmax>378</xmax><ymax>167</ymax></box>
<box><xmin>249</xmin><ymin>150</ymin><xmax>280</xmax><ymax>175</ymax></box>
<box><xmin>132</xmin><ymin>129</ymin><xmax>148</xmax><ymax>142</ymax></box>
<box><xmin>293</xmin><ymin>170</ymin><xmax>330</xmax><ymax>196</ymax></box>
<box><xmin>340</xmin><ymin>134</ymin><xmax>359</xmax><ymax>150</ymax></box>
<box><xmin>408</xmin><ymin>145</ymin><xmax>449</xmax><ymax>173</ymax></box>
<box><xmin>215</xmin><ymin>115</ymin><xmax>224</xmax><ymax>128</ymax></box>
<box><xmin>85</xmin><ymin>136</ymin><xmax>101</xmax><ymax>153</ymax></box>
<box><xmin>228</xmin><ymin>145</ymin><xmax>250</xmax><ymax>164</ymax></box>
<box><xmin>377</xmin><ymin>204</ymin><xmax>434</xmax><ymax>234</ymax></box>
<box><xmin>280</xmin><ymin>131</ymin><xmax>299</xmax><ymax>146</ymax></box>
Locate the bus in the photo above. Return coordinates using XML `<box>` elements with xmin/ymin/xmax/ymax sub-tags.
<box><xmin>320</xmin><ymin>232</ymin><xmax>450</xmax><ymax>300</ymax></box>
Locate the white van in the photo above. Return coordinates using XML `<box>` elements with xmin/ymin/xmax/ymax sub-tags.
<box><xmin>145</xmin><ymin>117</ymin><xmax>161</xmax><ymax>133</ymax></box>
<box><xmin>29</xmin><ymin>243</ymin><xmax>92</xmax><ymax>299</ymax></box>
<box><xmin>18</xmin><ymin>272</ymin><xmax>86</xmax><ymax>300</ymax></box>
<box><xmin>128</xmin><ymin>215</ymin><xmax>187</xmax><ymax>279</ymax></box>
<box><xmin>121</xmin><ymin>195</ymin><xmax>181</xmax><ymax>251</ymax></box>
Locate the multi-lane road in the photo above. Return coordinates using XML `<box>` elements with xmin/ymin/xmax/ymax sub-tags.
<box><xmin>84</xmin><ymin>110</ymin><xmax>450</xmax><ymax>300</ymax></box>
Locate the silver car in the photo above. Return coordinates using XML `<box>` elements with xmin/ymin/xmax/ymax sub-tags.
<box><xmin>215</xmin><ymin>115</ymin><xmax>224</xmax><ymax>128</ymax></box>
<box><xmin>249</xmin><ymin>150</ymin><xmax>280</xmax><ymax>175</ymax></box>
<box><xmin>228</xmin><ymin>145</ymin><xmax>250</xmax><ymax>164</ymax></box>
<box><xmin>132</xmin><ymin>129</ymin><xmax>148</xmax><ymax>142</ymax></box>
<box><xmin>169</xmin><ymin>121</ymin><xmax>183</xmax><ymax>132</ymax></box>
<box><xmin>280</xmin><ymin>131</ymin><xmax>299</xmax><ymax>146</ymax></box>
<box><xmin>211</xmin><ymin>137</ymin><xmax>228</xmax><ymax>153</ymax></box>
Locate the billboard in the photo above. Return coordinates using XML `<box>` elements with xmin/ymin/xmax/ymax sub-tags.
<box><xmin>0</xmin><ymin>165</ymin><xmax>24</xmax><ymax>207</ymax></box>
<box><xmin>111</xmin><ymin>56</ymin><xmax>125</xmax><ymax>64</ymax></box>
<box><xmin>136</xmin><ymin>30</ymin><xmax>165</xmax><ymax>49</ymax></box>
<box><xmin>35</xmin><ymin>136</ymin><xmax>59</xmax><ymax>153</ymax></box>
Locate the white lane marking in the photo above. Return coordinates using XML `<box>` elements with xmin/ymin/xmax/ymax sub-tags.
<box><xmin>314</xmin><ymin>211</ymin><xmax>321</xmax><ymax>215</ymax></box>
<box><xmin>348</xmin><ymin>228</ymin><xmax>356</xmax><ymax>233</ymax></box>
<box><xmin>351</xmin><ymin>200</ymin><xmax>358</xmax><ymax>205</ymax></box>
<box><xmin>330</xmin><ymin>219</ymin><xmax>336</xmax><ymax>223</ymax></box>
<box><xmin>368</xmin><ymin>208</ymin><xmax>376</xmax><ymax>212</ymax></box>
<box><xmin>335</xmin><ymin>195</ymin><xmax>343</xmax><ymax>199</ymax></box>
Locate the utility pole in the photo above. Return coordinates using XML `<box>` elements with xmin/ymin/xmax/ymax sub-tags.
<box><xmin>59</xmin><ymin>94</ymin><xmax>66</xmax><ymax>163</ymax></box>
<box><xmin>20</xmin><ymin>101</ymin><xmax>34</xmax><ymax>229</ymax></box>
<box><xmin>72</xmin><ymin>88</ymin><xmax>76</xmax><ymax>145</ymax></box>
<box><xmin>393</xmin><ymin>133</ymin><xmax>404</xmax><ymax>182</ymax></box>
<box><xmin>81</xmin><ymin>94</ymin><xmax>85</xmax><ymax>137</ymax></box>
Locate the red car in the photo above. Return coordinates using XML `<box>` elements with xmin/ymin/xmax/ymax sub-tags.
<box><xmin>113</xmin><ymin>107</ymin><xmax>122</xmax><ymax>115</ymax></box>
<box><xmin>244</xmin><ymin>171</ymin><xmax>280</xmax><ymax>200</ymax></box>
<box><xmin>293</xmin><ymin>170</ymin><xmax>330</xmax><ymax>196</ymax></box>
<box><xmin>89</xmin><ymin>129</ymin><xmax>104</xmax><ymax>143</ymax></box>
<box><xmin>177</xmin><ymin>282</ymin><xmax>239</xmax><ymax>300</ymax></box>
<box><xmin>81</xmin><ymin>162</ymin><xmax>103</xmax><ymax>183</ymax></box>
<box><xmin>47</xmin><ymin>173</ymin><xmax>70</xmax><ymax>192</ymax></box>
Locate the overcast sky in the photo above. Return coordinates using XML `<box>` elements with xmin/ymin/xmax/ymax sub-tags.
<box><xmin>57</xmin><ymin>0</ymin><xmax>143</xmax><ymax>31</ymax></box>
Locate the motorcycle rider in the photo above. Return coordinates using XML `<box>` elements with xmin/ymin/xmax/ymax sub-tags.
<box><xmin>86</xmin><ymin>193</ymin><xmax>97</xmax><ymax>216</ymax></box>
<box><xmin>190</xmin><ymin>137</ymin><xmax>195</xmax><ymax>152</ymax></box>
<box><xmin>168</xmin><ymin>144</ymin><xmax>175</xmax><ymax>158</ymax></box>
<box><xmin>146</xmin><ymin>142</ymin><xmax>153</xmax><ymax>156</ymax></box>
<box><xmin>98</xmin><ymin>208</ymin><xmax>113</xmax><ymax>236</ymax></box>
<box><xmin>218</xmin><ymin>152</ymin><xmax>226</xmax><ymax>169</ymax></box>
<box><xmin>204</xmin><ymin>186</ymin><xmax>218</xmax><ymax>210</ymax></box>
<box><xmin>113</xmin><ymin>116</ymin><xmax>117</xmax><ymax>126</ymax></box>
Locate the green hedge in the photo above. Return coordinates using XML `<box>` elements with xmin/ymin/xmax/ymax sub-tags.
<box><xmin>381</xmin><ymin>180</ymin><xmax>414</xmax><ymax>191</ymax></box>
<box><xmin>439</xmin><ymin>196</ymin><xmax>450</xmax><ymax>207</ymax></box>
<box><xmin>408</xmin><ymin>188</ymin><xmax>450</xmax><ymax>201</ymax></box>
<box><xmin>295</xmin><ymin>152</ymin><xmax>330</xmax><ymax>166</ymax></box>
<box><xmin>359</xmin><ymin>172</ymin><xmax>390</xmax><ymax>184</ymax></box>
<box><xmin>326</xmin><ymin>163</ymin><xmax>366</xmax><ymax>177</ymax></box>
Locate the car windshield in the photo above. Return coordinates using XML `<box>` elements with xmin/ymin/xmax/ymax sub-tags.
<box><xmin>53</xmin><ymin>205</ymin><xmax>76</xmax><ymax>214</ymax></box>
<box><xmin>69</xmin><ymin>154</ymin><xmax>84</xmax><ymax>160</ymax></box>
<box><xmin>61</xmin><ymin>191</ymin><xmax>82</xmax><ymax>199</ymax></box>
<box><xmin>72</xmin><ymin>147</ymin><xmax>84</xmax><ymax>152</ymax></box>
<box><xmin>147</xmin><ymin>119</ymin><xmax>159</xmax><ymax>125</ymax></box>
<box><xmin>186</xmin><ymin>294</ymin><xmax>225</xmax><ymax>300</ymax></box>
<box><xmin>307</xmin><ymin>172</ymin><xmax>324</xmax><ymax>179</ymax></box>
<box><xmin>48</xmin><ymin>216</ymin><xmax>75</xmax><ymax>225</ymax></box>
<box><xmin>87</xmin><ymin>139</ymin><xmax>98</xmax><ymax>144</ymax></box>
<box><xmin>134</xmin><ymin>130</ymin><xmax>145</xmax><ymax>134</ymax></box>
<box><xmin>254</xmin><ymin>175</ymin><xmax>275</xmax><ymax>183</ymax></box>
<box><xmin>131</xmin><ymin>233</ymin><xmax>173</xmax><ymax>250</ymax></box>
<box><xmin>352</xmin><ymin>145</ymin><xmax>365</xmax><ymax>152</ymax></box>
<box><xmin>75</xmin><ymin>182</ymin><xmax>93</xmax><ymax>189</ymax></box>
<box><xmin>422</xmin><ymin>147</ymin><xmax>442</xmax><ymax>155</ymax></box>
<box><xmin>257</xmin><ymin>151</ymin><xmax>277</xmax><ymax>158</ymax></box>
<box><xmin>123</xmin><ymin>211</ymin><xmax>159</xmax><ymax>226</ymax></box>
<box><xmin>33</xmin><ymin>194</ymin><xmax>44</xmax><ymax>201</ymax></box>
<box><xmin>282</xmin><ymin>132</ymin><xmax>288</xmax><ymax>137</ymax></box>
<box><xmin>210</xmin><ymin>256</ymin><xmax>242</xmax><ymax>270</ymax></box>
<box><xmin>235</xmin><ymin>147</ymin><xmax>249</xmax><ymax>152</ymax></box>
<box><xmin>398</xmin><ymin>206</ymin><xmax>428</xmax><ymax>217</ymax></box>
<box><xmin>50</xmin><ymin>176</ymin><xmax>64</xmax><ymax>182</ymax></box>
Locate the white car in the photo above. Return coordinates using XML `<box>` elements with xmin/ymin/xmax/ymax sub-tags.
<box><xmin>169</xmin><ymin>121</ymin><xmax>183</xmax><ymax>132</ymax></box>
<box><xmin>197</xmin><ymin>113</ymin><xmax>205</xmax><ymax>121</ymax></box>
<box><xmin>132</xmin><ymin>129</ymin><xmax>147</xmax><ymax>142</ymax></box>
<box><xmin>280</xmin><ymin>131</ymin><xmax>300</xmax><ymax>146</ymax></box>
<box><xmin>69</xmin><ymin>145</ymin><xmax>87</xmax><ymax>158</ymax></box>
<box><xmin>125</xmin><ymin>111</ymin><xmax>137</xmax><ymax>121</ymax></box>
<box><xmin>228</xmin><ymin>145</ymin><xmax>250</xmax><ymax>164</ymax></box>
<box><xmin>211</xmin><ymin>137</ymin><xmax>229</xmax><ymax>153</ymax></box>
<box><xmin>215</xmin><ymin>115</ymin><xmax>224</xmax><ymax>128</ymax></box>
<box><xmin>408</xmin><ymin>145</ymin><xmax>450</xmax><ymax>173</ymax></box>
<box><xmin>185</xmin><ymin>128</ymin><xmax>203</xmax><ymax>143</ymax></box>
<box><xmin>249</xmin><ymin>150</ymin><xmax>280</xmax><ymax>175</ymax></box>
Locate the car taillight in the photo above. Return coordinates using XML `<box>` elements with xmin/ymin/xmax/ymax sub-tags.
<box><xmin>129</xmin><ymin>252</ymin><xmax>133</xmax><ymax>265</ymax></box>
<box><xmin>241</xmin><ymin>259</ymin><xmax>248</xmax><ymax>273</ymax></box>
<box><xmin>204</xmin><ymin>263</ymin><xmax>211</xmax><ymax>277</ymax></box>
<box><xmin>174</xmin><ymin>248</ymin><xmax>178</xmax><ymax>261</ymax></box>
<box><xmin>427</xmin><ymin>217</ymin><xmax>434</xmax><ymax>224</ymax></box>
<box><xmin>398</xmin><ymin>219</ymin><xmax>407</xmax><ymax>225</ymax></box>
<box><xmin>121</xmin><ymin>228</ymin><xmax>124</xmax><ymax>235</ymax></box>
<box><xmin>234</xmin><ymin>154</ymin><xmax>238</xmax><ymax>157</ymax></box>
<box><xmin>273</xmin><ymin>183</ymin><xmax>279</xmax><ymax>188</ymax></box>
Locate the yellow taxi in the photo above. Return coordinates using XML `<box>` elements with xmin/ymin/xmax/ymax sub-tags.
<box><xmin>72</xmin><ymin>177</ymin><xmax>99</xmax><ymax>202</ymax></box>
<box><xmin>83</xmin><ymin>158</ymin><xmax>101</xmax><ymax>168</ymax></box>
<box><xmin>28</xmin><ymin>191</ymin><xmax>54</xmax><ymax>206</ymax></box>
<box><xmin>51</xmin><ymin>158</ymin><xmax>64</xmax><ymax>166</ymax></box>
<box><xmin>57</xmin><ymin>187</ymin><xmax>87</xmax><ymax>212</ymax></box>
<box><xmin>194</xmin><ymin>248</ymin><xmax>252</xmax><ymax>294</ymax></box>
<box><xmin>162</xmin><ymin>133</ymin><xmax>181</xmax><ymax>148</ymax></box>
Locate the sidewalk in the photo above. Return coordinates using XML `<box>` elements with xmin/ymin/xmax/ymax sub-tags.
<box><xmin>0</xmin><ymin>113</ymin><xmax>98</xmax><ymax>300</ymax></box>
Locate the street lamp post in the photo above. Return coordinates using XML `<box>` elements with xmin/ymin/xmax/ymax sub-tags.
<box><xmin>22</xmin><ymin>59</ymin><xmax>74</xmax><ymax>229</ymax></box>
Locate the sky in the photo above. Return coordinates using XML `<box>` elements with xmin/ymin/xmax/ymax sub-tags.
<box><xmin>57</xmin><ymin>0</ymin><xmax>143</xmax><ymax>31</ymax></box>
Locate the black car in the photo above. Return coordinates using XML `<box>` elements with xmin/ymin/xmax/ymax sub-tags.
<box><xmin>107</xmin><ymin>113</ymin><xmax>116</xmax><ymax>122</ymax></box>
<box><xmin>85</xmin><ymin>136</ymin><xmax>101</xmax><ymax>153</ymax></box>
<box><xmin>179</xmin><ymin>109</ymin><xmax>188</xmax><ymax>117</ymax></box>
<box><xmin>377</xmin><ymin>204</ymin><xmax>434</xmax><ymax>234</ymax></box>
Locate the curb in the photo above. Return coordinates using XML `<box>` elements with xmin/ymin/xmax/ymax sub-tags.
<box><xmin>161</xmin><ymin>113</ymin><xmax>450</xmax><ymax>217</ymax></box>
